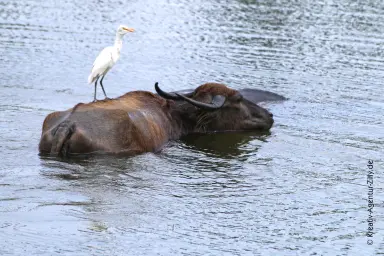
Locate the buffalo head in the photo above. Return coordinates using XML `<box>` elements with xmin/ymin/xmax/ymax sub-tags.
<box><xmin>155</xmin><ymin>82</ymin><xmax>278</xmax><ymax>133</ymax></box>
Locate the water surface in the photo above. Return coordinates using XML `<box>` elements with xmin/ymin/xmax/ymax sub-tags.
<box><xmin>1</xmin><ymin>0</ymin><xmax>383</xmax><ymax>255</ymax></box>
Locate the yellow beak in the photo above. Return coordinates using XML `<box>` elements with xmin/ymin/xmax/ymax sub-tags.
<box><xmin>123</xmin><ymin>27</ymin><xmax>135</xmax><ymax>32</ymax></box>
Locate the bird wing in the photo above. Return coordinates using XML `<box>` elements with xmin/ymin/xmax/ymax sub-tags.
<box><xmin>90</xmin><ymin>46</ymin><xmax>114</xmax><ymax>76</ymax></box>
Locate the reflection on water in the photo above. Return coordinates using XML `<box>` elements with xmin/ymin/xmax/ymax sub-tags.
<box><xmin>181</xmin><ymin>131</ymin><xmax>270</xmax><ymax>159</ymax></box>
<box><xmin>1</xmin><ymin>0</ymin><xmax>384</xmax><ymax>255</ymax></box>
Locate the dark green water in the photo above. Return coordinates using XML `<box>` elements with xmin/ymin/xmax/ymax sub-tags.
<box><xmin>0</xmin><ymin>0</ymin><xmax>383</xmax><ymax>255</ymax></box>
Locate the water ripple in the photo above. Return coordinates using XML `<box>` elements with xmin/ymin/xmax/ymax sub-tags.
<box><xmin>0</xmin><ymin>0</ymin><xmax>383</xmax><ymax>255</ymax></box>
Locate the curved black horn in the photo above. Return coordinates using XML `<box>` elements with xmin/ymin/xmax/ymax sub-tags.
<box><xmin>175</xmin><ymin>93</ymin><xmax>226</xmax><ymax>111</ymax></box>
<box><xmin>155</xmin><ymin>82</ymin><xmax>181</xmax><ymax>100</ymax></box>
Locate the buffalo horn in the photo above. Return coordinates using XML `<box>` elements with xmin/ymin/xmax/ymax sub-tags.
<box><xmin>155</xmin><ymin>82</ymin><xmax>181</xmax><ymax>100</ymax></box>
<box><xmin>175</xmin><ymin>93</ymin><xmax>226</xmax><ymax>111</ymax></box>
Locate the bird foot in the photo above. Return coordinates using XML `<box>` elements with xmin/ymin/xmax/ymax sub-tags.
<box><xmin>104</xmin><ymin>97</ymin><xmax>111</xmax><ymax>100</ymax></box>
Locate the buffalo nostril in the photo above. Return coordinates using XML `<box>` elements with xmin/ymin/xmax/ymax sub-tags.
<box><xmin>269</xmin><ymin>113</ymin><xmax>273</xmax><ymax>117</ymax></box>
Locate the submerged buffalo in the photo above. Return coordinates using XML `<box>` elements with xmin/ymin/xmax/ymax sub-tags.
<box><xmin>39</xmin><ymin>82</ymin><xmax>285</xmax><ymax>156</ymax></box>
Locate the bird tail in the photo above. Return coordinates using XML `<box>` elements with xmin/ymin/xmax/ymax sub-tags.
<box><xmin>88</xmin><ymin>72</ymin><xmax>97</xmax><ymax>84</ymax></box>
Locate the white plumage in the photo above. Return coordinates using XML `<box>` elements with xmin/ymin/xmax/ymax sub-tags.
<box><xmin>88</xmin><ymin>25</ymin><xmax>134</xmax><ymax>101</ymax></box>
<box><xmin>88</xmin><ymin>47</ymin><xmax>113</xmax><ymax>84</ymax></box>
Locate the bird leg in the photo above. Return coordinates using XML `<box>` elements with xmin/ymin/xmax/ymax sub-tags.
<box><xmin>100</xmin><ymin>75</ymin><xmax>110</xmax><ymax>100</ymax></box>
<box><xmin>93</xmin><ymin>76</ymin><xmax>100</xmax><ymax>102</ymax></box>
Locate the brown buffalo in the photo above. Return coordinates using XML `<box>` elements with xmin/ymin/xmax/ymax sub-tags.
<box><xmin>39</xmin><ymin>82</ymin><xmax>285</xmax><ymax>156</ymax></box>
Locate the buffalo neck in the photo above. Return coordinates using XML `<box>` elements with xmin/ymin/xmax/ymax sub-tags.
<box><xmin>168</xmin><ymin>101</ymin><xmax>201</xmax><ymax>137</ymax></box>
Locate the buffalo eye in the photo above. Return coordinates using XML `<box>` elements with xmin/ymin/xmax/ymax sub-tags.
<box><xmin>232</xmin><ymin>93</ymin><xmax>243</xmax><ymax>103</ymax></box>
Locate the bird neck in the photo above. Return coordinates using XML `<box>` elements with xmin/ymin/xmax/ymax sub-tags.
<box><xmin>114</xmin><ymin>33</ymin><xmax>124</xmax><ymax>52</ymax></box>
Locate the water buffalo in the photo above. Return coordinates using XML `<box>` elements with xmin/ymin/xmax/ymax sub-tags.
<box><xmin>39</xmin><ymin>82</ymin><xmax>285</xmax><ymax>156</ymax></box>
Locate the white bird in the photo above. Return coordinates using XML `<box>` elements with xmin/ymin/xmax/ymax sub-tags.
<box><xmin>88</xmin><ymin>25</ymin><xmax>135</xmax><ymax>101</ymax></box>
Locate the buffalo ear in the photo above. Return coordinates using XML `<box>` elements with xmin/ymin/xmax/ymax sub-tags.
<box><xmin>211</xmin><ymin>95</ymin><xmax>226</xmax><ymax>107</ymax></box>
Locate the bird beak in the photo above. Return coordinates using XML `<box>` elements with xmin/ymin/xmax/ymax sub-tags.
<box><xmin>123</xmin><ymin>27</ymin><xmax>135</xmax><ymax>32</ymax></box>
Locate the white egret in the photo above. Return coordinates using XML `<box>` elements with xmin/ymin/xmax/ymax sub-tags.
<box><xmin>88</xmin><ymin>25</ymin><xmax>135</xmax><ymax>101</ymax></box>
